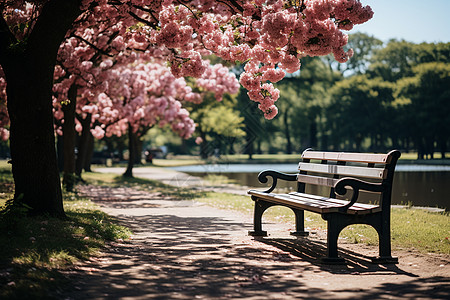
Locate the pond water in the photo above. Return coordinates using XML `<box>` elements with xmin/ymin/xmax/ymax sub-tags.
<box><xmin>169</xmin><ymin>164</ymin><xmax>450</xmax><ymax>210</ymax></box>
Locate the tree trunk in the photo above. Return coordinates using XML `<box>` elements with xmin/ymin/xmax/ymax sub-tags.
<box><xmin>83</xmin><ymin>132</ymin><xmax>95</xmax><ymax>172</ymax></box>
<box><xmin>75</xmin><ymin>114</ymin><xmax>92</xmax><ymax>178</ymax></box>
<box><xmin>199</xmin><ymin>130</ymin><xmax>209</xmax><ymax>159</ymax></box>
<box><xmin>245</xmin><ymin>128</ymin><xmax>254</xmax><ymax>160</ymax></box>
<box><xmin>283</xmin><ymin>110</ymin><xmax>292</xmax><ymax>154</ymax></box>
<box><xmin>124</xmin><ymin>124</ymin><xmax>137</xmax><ymax>177</ymax></box>
<box><xmin>308</xmin><ymin>118</ymin><xmax>317</xmax><ymax>149</ymax></box>
<box><xmin>62</xmin><ymin>84</ymin><xmax>77</xmax><ymax>191</ymax></box>
<box><xmin>6</xmin><ymin>62</ymin><xmax>65</xmax><ymax>217</ymax></box>
<box><xmin>56</xmin><ymin>134</ymin><xmax>64</xmax><ymax>172</ymax></box>
<box><xmin>135</xmin><ymin>137</ymin><xmax>143</xmax><ymax>165</ymax></box>
<box><xmin>0</xmin><ymin>0</ymin><xmax>82</xmax><ymax>217</ymax></box>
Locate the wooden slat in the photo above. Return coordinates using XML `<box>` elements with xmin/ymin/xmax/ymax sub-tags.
<box><xmin>288</xmin><ymin>193</ymin><xmax>368</xmax><ymax>211</ymax></box>
<box><xmin>302</xmin><ymin>151</ymin><xmax>390</xmax><ymax>164</ymax></box>
<box><xmin>288</xmin><ymin>192</ymin><xmax>378</xmax><ymax>211</ymax></box>
<box><xmin>248</xmin><ymin>190</ymin><xmax>379</xmax><ymax>215</ymax></box>
<box><xmin>298</xmin><ymin>162</ymin><xmax>387</xmax><ymax>179</ymax></box>
<box><xmin>296</xmin><ymin>174</ymin><xmax>339</xmax><ymax>187</ymax></box>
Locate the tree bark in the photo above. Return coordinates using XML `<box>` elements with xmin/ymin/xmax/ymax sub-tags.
<box><xmin>124</xmin><ymin>123</ymin><xmax>137</xmax><ymax>177</ymax></box>
<box><xmin>135</xmin><ymin>137</ymin><xmax>143</xmax><ymax>165</ymax></box>
<box><xmin>199</xmin><ymin>131</ymin><xmax>208</xmax><ymax>159</ymax></box>
<box><xmin>244</xmin><ymin>128</ymin><xmax>254</xmax><ymax>160</ymax></box>
<box><xmin>62</xmin><ymin>84</ymin><xmax>77</xmax><ymax>191</ymax></box>
<box><xmin>5</xmin><ymin>61</ymin><xmax>65</xmax><ymax>216</ymax></box>
<box><xmin>56</xmin><ymin>134</ymin><xmax>64</xmax><ymax>172</ymax></box>
<box><xmin>283</xmin><ymin>109</ymin><xmax>292</xmax><ymax>154</ymax></box>
<box><xmin>75</xmin><ymin>114</ymin><xmax>92</xmax><ymax>178</ymax></box>
<box><xmin>83</xmin><ymin>132</ymin><xmax>95</xmax><ymax>172</ymax></box>
<box><xmin>0</xmin><ymin>0</ymin><xmax>82</xmax><ymax>217</ymax></box>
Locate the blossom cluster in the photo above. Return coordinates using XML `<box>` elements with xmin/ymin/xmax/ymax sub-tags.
<box><xmin>149</xmin><ymin>0</ymin><xmax>373</xmax><ymax>118</ymax></box>
<box><xmin>52</xmin><ymin>51</ymin><xmax>239</xmax><ymax>141</ymax></box>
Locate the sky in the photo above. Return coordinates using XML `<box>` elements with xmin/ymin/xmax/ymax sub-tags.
<box><xmin>348</xmin><ymin>0</ymin><xmax>450</xmax><ymax>44</ymax></box>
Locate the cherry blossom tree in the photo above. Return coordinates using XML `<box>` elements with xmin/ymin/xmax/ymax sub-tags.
<box><xmin>56</xmin><ymin>59</ymin><xmax>239</xmax><ymax>178</ymax></box>
<box><xmin>0</xmin><ymin>0</ymin><xmax>373</xmax><ymax>217</ymax></box>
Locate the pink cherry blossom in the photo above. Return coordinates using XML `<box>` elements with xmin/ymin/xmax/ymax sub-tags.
<box><xmin>0</xmin><ymin>0</ymin><xmax>374</xmax><ymax>136</ymax></box>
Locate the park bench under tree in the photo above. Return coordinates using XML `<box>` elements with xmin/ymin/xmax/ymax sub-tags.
<box><xmin>248</xmin><ymin>149</ymin><xmax>401</xmax><ymax>264</ymax></box>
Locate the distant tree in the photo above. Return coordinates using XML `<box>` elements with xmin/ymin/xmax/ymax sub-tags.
<box><xmin>279</xmin><ymin>56</ymin><xmax>341</xmax><ymax>152</ymax></box>
<box><xmin>342</xmin><ymin>32</ymin><xmax>383</xmax><ymax>75</ymax></box>
<box><xmin>395</xmin><ymin>62</ymin><xmax>450</xmax><ymax>159</ymax></box>
<box><xmin>368</xmin><ymin>40</ymin><xmax>417</xmax><ymax>82</ymax></box>
<box><xmin>368</xmin><ymin>40</ymin><xmax>450</xmax><ymax>82</ymax></box>
<box><xmin>322</xmin><ymin>32</ymin><xmax>382</xmax><ymax>76</ymax></box>
<box><xmin>235</xmin><ymin>88</ymin><xmax>264</xmax><ymax>159</ymax></box>
<box><xmin>190</xmin><ymin>93</ymin><xmax>244</xmax><ymax>159</ymax></box>
<box><xmin>326</xmin><ymin>75</ymin><xmax>394</xmax><ymax>151</ymax></box>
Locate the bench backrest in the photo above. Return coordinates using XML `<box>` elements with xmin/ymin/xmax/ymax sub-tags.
<box><xmin>297</xmin><ymin>150</ymin><xmax>401</xmax><ymax>208</ymax></box>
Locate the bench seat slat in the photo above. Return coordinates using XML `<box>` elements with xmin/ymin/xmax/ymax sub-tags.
<box><xmin>302</xmin><ymin>151</ymin><xmax>390</xmax><ymax>164</ymax></box>
<box><xmin>298</xmin><ymin>162</ymin><xmax>387</xmax><ymax>179</ymax></box>
<box><xmin>248</xmin><ymin>190</ymin><xmax>379</xmax><ymax>215</ymax></box>
<box><xmin>288</xmin><ymin>192</ymin><xmax>379</xmax><ymax>210</ymax></box>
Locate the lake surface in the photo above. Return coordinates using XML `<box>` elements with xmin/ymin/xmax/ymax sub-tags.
<box><xmin>169</xmin><ymin>164</ymin><xmax>450</xmax><ymax>210</ymax></box>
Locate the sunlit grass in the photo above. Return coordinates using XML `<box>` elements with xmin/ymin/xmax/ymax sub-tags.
<box><xmin>151</xmin><ymin>157</ymin><xmax>205</xmax><ymax>167</ymax></box>
<box><xmin>0</xmin><ymin>159</ymin><xmax>11</xmax><ymax>170</ymax></box>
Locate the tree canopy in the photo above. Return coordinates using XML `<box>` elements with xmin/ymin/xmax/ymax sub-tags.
<box><xmin>0</xmin><ymin>0</ymin><xmax>374</xmax><ymax>216</ymax></box>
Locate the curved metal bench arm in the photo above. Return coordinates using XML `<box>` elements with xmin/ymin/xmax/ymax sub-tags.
<box><xmin>334</xmin><ymin>177</ymin><xmax>385</xmax><ymax>212</ymax></box>
<box><xmin>257</xmin><ymin>170</ymin><xmax>298</xmax><ymax>193</ymax></box>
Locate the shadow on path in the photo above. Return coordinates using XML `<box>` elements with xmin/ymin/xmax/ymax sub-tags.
<box><xmin>60</xmin><ymin>185</ymin><xmax>450</xmax><ymax>299</ymax></box>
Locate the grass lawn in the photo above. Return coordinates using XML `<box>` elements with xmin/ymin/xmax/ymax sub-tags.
<box><xmin>0</xmin><ymin>170</ymin><xmax>131</xmax><ymax>299</ymax></box>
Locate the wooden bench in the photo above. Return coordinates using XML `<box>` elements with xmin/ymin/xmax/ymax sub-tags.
<box><xmin>248</xmin><ymin>149</ymin><xmax>401</xmax><ymax>264</ymax></box>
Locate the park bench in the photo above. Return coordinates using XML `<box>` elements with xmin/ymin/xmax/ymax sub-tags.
<box><xmin>247</xmin><ymin>149</ymin><xmax>401</xmax><ymax>264</ymax></box>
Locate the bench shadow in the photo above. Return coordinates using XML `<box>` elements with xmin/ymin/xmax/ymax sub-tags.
<box><xmin>256</xmin><ymin>237</ymin><xmax>417</xmax><ymax>276</ymax></box>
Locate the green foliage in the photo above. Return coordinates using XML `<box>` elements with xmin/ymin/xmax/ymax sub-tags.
<box><xmin>369</xmin><ymin>40</ymin><xmax>450</xmax><ymax>82</ymax></box>
<box><xmin>188</xmin><ymin>92</ymin><xmax>245</xmax><ymax>157</ymax></box>
<box><xmin>200</xmin><ymin>106</ymin><xmax>245</xmax><ymax>137</ymax></box>
<box><xmin>326</xmin><ymin>75</ymin><xmax>395</xmax><ymax>150</ymax></box>
<box><xmin>342</xmin><ymin>32</ymin><xmax>383</xmax><ymax>75</ymax></box>
<box><xmin>394</xmin><ymin>61</ymin><xmax>450</xmax><ymax>158</ymax></box>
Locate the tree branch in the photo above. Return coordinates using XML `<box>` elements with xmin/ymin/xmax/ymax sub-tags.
<box><xmin>128</xmin><ymin>10</ymin><xmax>158</xmax><ymax>30</ymax></box>
<box><xmin>216</xmin><ymin>0</ymin><xmax>243</xmax><ymax>14</ymax></box>
<box><xmin>131</xmin><ymin>4</ymin><xmax>159</xmax><ymax>24</ymax></box>
<box><xmin>71</xmin><ymin>34</ymin><xmax>114</xmax><ymax>57</ymax></box>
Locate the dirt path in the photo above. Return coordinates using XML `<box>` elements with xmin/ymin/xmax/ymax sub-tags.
<box><xmin>60</xmin><ymin>184</ymin><xmax>450</xmax><ymax>300</ymax></box>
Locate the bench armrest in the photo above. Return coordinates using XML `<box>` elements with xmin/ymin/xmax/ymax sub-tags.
<box><xmin>334</xmin><ymin>178</ymin><xmax>385</xmax><ymax>211</ymax></box>
<box><xmin>257</xmin><ymin>170</ymin><xmax>298</xmax><ymax>193</ymax></box>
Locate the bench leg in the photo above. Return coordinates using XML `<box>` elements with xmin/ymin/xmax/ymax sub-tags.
<box><xmin>372</xmin><ymin>213</ymin><xmax>398</xmax><ymax>264</ymax></box>
<box><xmin>321</xmin><ymin>214</ymin><xmax>346</xmax><ymax>264</ymax></box>
<box><xmin>248</xmin><ymin>199</ymin><xmax>273</xmax><ymax>237</ymax></box>
<box><xmin>290</xmin><ymin>208</ymin><xmax>309</xmax><ymax>237</ymax></box>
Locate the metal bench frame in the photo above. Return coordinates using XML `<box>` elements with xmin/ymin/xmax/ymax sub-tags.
<box><xmin>248</xmin><ymin>149</ymin><xmax>401</xmax><ymax>264</ymax></box>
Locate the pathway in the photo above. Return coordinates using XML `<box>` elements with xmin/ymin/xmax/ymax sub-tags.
<box><xmin>59</xmin><ymin>180</ymin><xmax>450</xmax><ymax>299</ymax></box>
